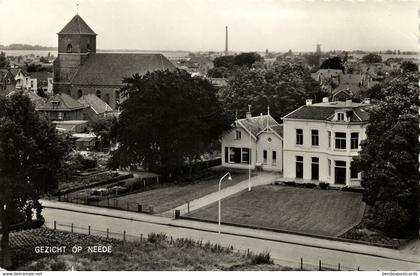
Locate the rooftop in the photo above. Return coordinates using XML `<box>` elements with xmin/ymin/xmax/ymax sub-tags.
<box><xmin>236</xmin><ymin>114</ymin><xmax>283</xmax><ymax>138</ymax></box>
<box><xmin>58</xmin><ymin>14</ymin><xmax>97</xmax><ymax>35</ymax></box>
<box><xmin>283</xmin><ymin>101</ymin><xmax>371</xmax><ymax>122</ymax></box>
<box><xmin>36</xmin><ymin>93</ymin><xmax>86</xmax><ymax>111</ymax></box>
<box><xmin>78</xmin><ymin>94</ymin><xmax>113</xmax><ymax>114</ymax></box>
<box><xmin>71</xmin><ymin>53</ymin><xmax>176</xmax><ymax>86</ymax></box>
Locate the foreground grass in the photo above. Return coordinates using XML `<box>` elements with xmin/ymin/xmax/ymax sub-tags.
<box><xmin>187</xmin><ymin>185</ymin><xmax>366</xmax><ymax>237</ymax></box>
<box><xmin>103</xmin><ymin>173</ymin><xmax>250</xmax><ymax>214</ymax></box>
<box><xmin>13</xmin><ymin>228</ymin><xmax>289</xmax><ymax>271</ymax></box>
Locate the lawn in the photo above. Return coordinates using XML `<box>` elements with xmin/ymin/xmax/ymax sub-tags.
<box><xmin>13</xmin><ymin>228</ymin><xmax>288</xmax><ymax>271</ymax></box>
<box><xmin>101</xmin><ymin>173</ymin><xmax>250</xmax><ymax>214</ymax></box>
<box><xmin>186</xmin><ymin>185</ymin><xmax>366</xmax><ymax>237</ymax></box>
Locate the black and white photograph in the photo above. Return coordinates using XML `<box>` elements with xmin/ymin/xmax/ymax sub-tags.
<box><xmin>0</xmin><ymin>0</ymin><xmax>418</xmax><ymax>273</ymax></box>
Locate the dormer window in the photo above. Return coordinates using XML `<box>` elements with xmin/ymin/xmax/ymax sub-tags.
<box><xmin>337</xmin><ymin>113</ymin><xmax>345</xmax><ymax>121</ymax></box>
<box><xmin>51</xmin><ymin>100</ymin><xmax>60</xmax><ymax>108</ymax></box>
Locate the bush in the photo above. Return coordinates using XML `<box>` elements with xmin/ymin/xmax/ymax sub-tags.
<box><xmin>319</xmin><ymin>182</ymin><xmax>329</xmax><ymax>190</ymax></box>
<box><xmin>249</xmin><ymin>251</ymin><xmax>273</xmax><ymax>265</ymax></box>
<box><xmin>147</xmin><ymin>232</ymin><xmax>168</xmax><ymax>244</ymax></box>
<box><xmin>302</xmin><ymin>183</ymin><xmax>316</xmax><ymax>189</ymax></box>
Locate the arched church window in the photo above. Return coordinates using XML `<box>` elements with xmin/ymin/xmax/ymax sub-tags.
<box><xmin>77</xmin><ymin>89</ymin><xmax>83</xmax><ymax>98</ymax></box>
<box><xmin>67</xmin><ymin>44</ymin><xmax>73</xmax><ymax>53</ymax></box>
<box><xmin>96</xmin><ymin>90</ymin><xmax>101</xmax><ymax>99</ymax></box>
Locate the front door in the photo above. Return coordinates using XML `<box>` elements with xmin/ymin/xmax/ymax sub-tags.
<box><xmin>334</xmin><ymin>161</ymin><xmax>346</xmax><ymax>185</ymax></box>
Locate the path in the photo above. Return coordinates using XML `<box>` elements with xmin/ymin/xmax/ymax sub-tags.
<box><xmin>41</xmin><ymin>200</ymin><xmax>420</xmax><ymax>271</ymax></box>
<box><xmin>168</xmin><ymin>172</ymin><xmax>280</xmax><ymax>215</ymax></box>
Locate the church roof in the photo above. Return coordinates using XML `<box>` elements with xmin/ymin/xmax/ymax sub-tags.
<box><xmin>58</xmin><ymin>14</ymin><xmax>97</xmax><ymax>35</ymax></box>
<box><xmin>71</xmin><ymin>53</ymin><xmax>176</xmax><ymax>86</ymax></box>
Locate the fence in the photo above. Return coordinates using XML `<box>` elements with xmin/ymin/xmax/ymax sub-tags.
<box><xmin>45</xmin><ymin>219</ymin><xmax>362</xmax><ymax>271</ymax></box>
<box><xmin>59</xmin><ymin>192</ymin><xmax>174</xmax><ymax>217</ymax></box>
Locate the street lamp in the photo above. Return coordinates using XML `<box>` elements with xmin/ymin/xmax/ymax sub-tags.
<box><xmin>218</xmin><ymin>172</ymin><xmax>232</xmax><ymax>234</ymax></box>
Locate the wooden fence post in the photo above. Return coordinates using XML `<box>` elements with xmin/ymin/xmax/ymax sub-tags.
<box><xmin>123</xmin><ymin>231</ymin><xmax>126</xmax><ymax>242</ymax></box>
<box><xmin>300</xmin><ymin>258</ymin><xmax>303</xmax><ymax>270</ymax></box>
<box><xmin>54</xmin><ymin>220</ymin><xmax>56</xmax><ymax>230</ymax></box>
<box><xmin>319</xmin><ymin>260</ymin><xmax>321</xmax><ymax>271</ymax></box>
<box><xmin>338</xmin><ymin>263</ymin><xmax>340</xmax><ymax>271</ymax></box>
<box><xmin>140</xmin><ymin>233</ymin><xmax>143</xmax><ymax>241</ymax></box>
<box><xmin>107</xmin><ymin>228</ymin><xmax>109</xmax><ymax>239</ymax></box>
<box><xmin>357</xmin><ymin>266</ymin><xmax>360</xmax><ymax>271</ymax></box>
<box><xmin>71</xmin><ymin>223</ymin><xmax>73</xmax><ymax>233</ymax></box>
<box><xmin>187</xmin><ymin>201</ymin><xmax>190</xmax><ymax>213</ymax></box>
<box><xmin>88</xmin><ymin>225</ymin><xmax>91</xmax><ymax>235</ymax></box>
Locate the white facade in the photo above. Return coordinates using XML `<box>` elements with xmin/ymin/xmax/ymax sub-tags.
<box><xmin>221</xmin><ymin>115</ymin><xmax>283</xmax><ymax>172</ymax></box>
<box><xmin>282</xmin><ymin>102</ymin><xmax>369</xmax><ymax>187</ymax></box>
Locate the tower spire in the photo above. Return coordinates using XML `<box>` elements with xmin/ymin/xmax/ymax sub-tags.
<box><xmin>266</xmin><ymin>106</ymin><xmax>270</xmax><ymax>128</ymax></box>
<box><xmin>76</xmin><ymin>3</ymin><xmax>79</xmax><ymax>15</ymax></box>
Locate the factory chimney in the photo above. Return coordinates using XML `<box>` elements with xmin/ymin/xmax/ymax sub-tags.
<box><xmin>225</xmin><ymin>26</ymin><xmax>228</xmax><ymax>56</ymax></box>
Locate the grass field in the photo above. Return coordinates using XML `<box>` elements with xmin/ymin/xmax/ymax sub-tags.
<box><xmin>186</xmin><ymin>185</ymin><xmax>366</xmax><ymax>237</ymax></box>
<box><xmin>104</xmin><ymin>173</ymin><xmax>250</xmax><ymax>214</ymax></box>
<box><xmin>13</xmin><ymin>228</ymin><xmax>288</xmax><ymax>271</ymax></box>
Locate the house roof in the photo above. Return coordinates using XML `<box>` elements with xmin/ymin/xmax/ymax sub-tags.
<box><xmin>70</xmin><ymin>53</ymin><xmax>176</xmax><ymax>86</ymax></box>
<box><xmin>58</xmin><ymin>14</ymin><xmax>97</xmax><ymax>35</ymax></box>
<box><xmin>237</xmin><ymin>114</ymin><xmax>282</xmax><ymax>138</ymax></box>
<box><xmin>283</xmin><ymin>101</ymin><xmax>371</xmax><ymax>122</ymax></box>
<box><xmin>30</xmin><ymin>71</ymin><xmax>53</xmax><ymax>85</ymax></box>
<box><xmin>36</xmin><ymin>93</ymin><xmax>85</xmax><ymax>111</ymax></box>
<box><xmin>78</xmin><ymin>94</ymin><xmax>113</xmax><ymax>114</ymax></box>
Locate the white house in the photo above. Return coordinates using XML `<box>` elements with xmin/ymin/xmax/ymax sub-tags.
<box><xmin>221</xmin><ymin>110</ymin><xmax>283</xmax><ymax>172</ymax></box>
<box><xmin>282</xmin><ymin>98</ymin><xmax>371</xmax><ymax>187</ymax></box>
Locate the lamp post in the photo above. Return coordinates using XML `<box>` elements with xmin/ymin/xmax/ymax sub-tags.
<box><xmin>218</xmin><ymin>172</ymin><xmax>232</xmax><ymax>234</ymax></box>
<box><xmin>248</xmin><ymin>132</ymin><xmax>252</xmax><ymax>192</ymax></box>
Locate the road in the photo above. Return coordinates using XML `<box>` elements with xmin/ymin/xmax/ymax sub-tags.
<box><xmin>41</xmin><ymin>200</ymin><xmax>420</xmax><ymax>271</ymax></box>
<box><xmin>169</xmin><ymin>172</ymin><xmax>280</xmax><ymax>215</ymax></box>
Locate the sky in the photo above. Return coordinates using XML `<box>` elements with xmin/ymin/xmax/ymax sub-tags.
<box><xmin>0</xmin><ymin>0</ymin><xmax>417</xmax><ymax>52</ymax></box>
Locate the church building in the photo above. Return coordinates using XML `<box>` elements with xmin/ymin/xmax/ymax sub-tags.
<box><xmin>53</xmin><ymin>14</ymin><xmax>176</xmax><ymax>109</ymax></box>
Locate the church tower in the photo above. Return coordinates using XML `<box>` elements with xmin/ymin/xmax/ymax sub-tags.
<box><xmin>53</xmin><ymin>14</ymin><xmax>97</xmax><ymax>94</ymax></box>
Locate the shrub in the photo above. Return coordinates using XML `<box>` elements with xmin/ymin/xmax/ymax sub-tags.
<box><xmin>319</xmin><ymin>182</ymin><xmax>329</xmax><ymax>190</ymax></box>
<box><xmin>302</xmin><ymin>183</ymin><xmax>316</xmax><ymax>189</ymax></box>
<box><xmin>249</xmin><ymin>251</ymin><xmax>273</xmax><ymax>265</ymax></box>
<box><xmin>147</xmin><ymin>232</ymin><xmax>168</xmax><ymax>244</ymax></box>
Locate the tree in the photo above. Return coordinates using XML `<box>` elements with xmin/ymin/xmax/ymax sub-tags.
<box><xmin>320</xmin><ymin>56</ymin><xmax>344</xmax><ymax>71</ymax></box>
<box><xmin>0</xmin><ymin>51</ymin><xmax>8</xmax><ymax>68</ymax></box>
<box><xmin>362</xmin><ymin>53</ymin><xmax>382</xmax><ymax>64</ymax></box>
<box><xmin>352</xmin><ymin>72</ymin><xmax>419</xmax><ymax>238</ymax></box>
<box><xmin>219</xmin><ymin>62</ymin><xmax>328</xmax><ymax>122</ymax></box>
<box><xmin>400</xmin><ymin>61</ymin><xmax>418</xmax><ymax>73</ymax></box>
<box><xmin>0</xmin><ymin>93</ymin><xmax>67</xmax><ymax>268</ymax></box>
<box><xmin>88</xmin><ymin>116</ymin><xmax>117</xmax><ymax>151</ymax></box>
<box><xmin>233</xmin><ymin>52</ymin><xmax>263</xmax><ymax>68</ymax></box>
<box><xmin>108</xmin><ymin>69</ymin><xmax>231</xmax><ymax>177</ymax></box>
<box><xmin>213</xmin><ymin>55</ymin><xmax>235</xmax><ymax>68</ymax></box>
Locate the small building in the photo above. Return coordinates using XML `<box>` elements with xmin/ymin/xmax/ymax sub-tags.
<box><xmin>53</xmin><ymin>120</ymin><xmax>88</xmax><ymax>134</ymax></box>
<box><xmin>282</xmin><ymin>99</ymin><xmax>371</xmax><ymax>187</ymax></box>
<box><xmin>72</xmin><ymin>133</ymin><xmax>97</xmax><ymax>151</ymax></box>
<box><xmin>221</xmin><ymin>110</ymin><xmax>283</xmax><ymax>172</ymax></box>
<box><xmin>0</xmin><ymin>69</ymin><xmax>16</xmax><ymax>96</ymax></box>
<box><xmin>77</xmin><ymin>94</ymin><xmax>114</xmax><ymax>120</ymax></box>
<box><xmin>36</xmin><ymin>93</ymin><xmax>86</xmax><ymax>121</ymax></box>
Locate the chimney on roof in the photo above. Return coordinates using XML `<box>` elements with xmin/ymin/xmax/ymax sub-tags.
<box><xmin>306</xmin><ymin>99</ymin><xmax>313</xmax><ymax>106</ymax></box>
<box><xmin>322</xmin><ymin>97</ymin><xmax>329</xmax><ymax>103</ymax></box>
<box><xmin>246</xmin><ymin>105</ymin><xmax>252</xmax><ymax>119</ymax></box>
<box><xmin>266</xmin><ymin>106</ymin><xmax>270</xmax><ymax>128</ymax></box>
